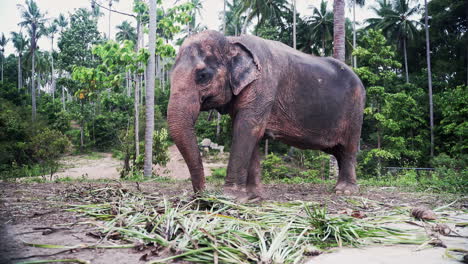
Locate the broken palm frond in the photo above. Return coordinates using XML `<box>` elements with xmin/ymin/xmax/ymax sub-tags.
<box><xmin>444</xmin><ymin>248</ymin><xmax>468</xmax><ymax>262</ymax></box>
<box><xmin>57</xmin><ymin>187</ymin><xmax>437</xmax><ymax>264</ymax></box>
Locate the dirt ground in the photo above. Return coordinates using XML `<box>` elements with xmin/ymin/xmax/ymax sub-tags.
<box><xmin>1</xmin><ymin>150</ymin><xmax>467</xmax><ymax>264</ymax></box>
<box><xmin>53</xmin><ymin>146</ymin><xmax>225</xmax><ymax>180</ymax></box>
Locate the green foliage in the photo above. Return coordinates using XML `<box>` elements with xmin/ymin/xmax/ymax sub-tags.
<box><xmin>195</xmin><ymin>112</ymin><xmax>232</xmax><ymax>150</ymax></box>
<box><xmin>262</xmin><ymin>153</ymin><xmax>299</xmax><ymax>180</ymax></box>
<box><xmin>30</xmin><ymin>128</ymin><xmax>71</xmax><ymax>178</ymax></box>
<box><xmin>57</xmin><ymin>8</ymin><xmax>101</xmax><ymax>73</ymax></box>
<box><xmin>152</xmin><ymin>128</ymin><xmax>170</xmax><ymax>167</ymax></box>
<box><xmin>355</xmin><ymin>30</ymin><xmax>427</xmax><ymax>176</ymax></box>
<box><xmin>210</xmin><ymin>167</ymin><xmax>226</xmax><ymax>179</ymax></box>
<box><xmin>437</xmin><ymin>85</ymin><xmax>467</xmax><ymax>155</ymax></box>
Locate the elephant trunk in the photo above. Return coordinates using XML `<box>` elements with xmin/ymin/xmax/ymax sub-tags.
<box><xmin>167</xmin><ymin>95</ymin><xmax>205</xmax><ymax>193</ymax></box>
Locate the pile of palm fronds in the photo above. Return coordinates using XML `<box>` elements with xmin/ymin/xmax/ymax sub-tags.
<box><xmin>67</xmin><ymin>187</ymin><xmax>428</xmax><ymax>264</ymax></box>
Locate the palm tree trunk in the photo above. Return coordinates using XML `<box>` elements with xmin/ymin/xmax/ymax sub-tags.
<box><xmin>293</xmin><ymin>0</ymin><xmax>296</xmax><ymax>49</ymax></box>
<box><xmin>1</xmin><ymin>58</ymin><xmax>3</xmax><ymax>83</ymax></box>
<box><xmin>108</xmin><ymin>3</ymin><xmax>112</xmax><ymax>39</ymax></box>
<box><xmin>241</xmin><ymin>7</ymin><xmax>251</xmax><ymax>34</ymax></box>
<box><xmin>424</xmin><ymin>0</ymin><xmax>434</xmax><ymax>157</ymax></box>
<box><xmin>333</xmin><ymin>0</ymin><xmax>346</xmax><ymax>62</ymax></box>
<box><xmin>144</xmin><ymin>0</ymin><xmax>157</xmax><ymax>177</ymax></box>
<box><xmin>18</xmin><ymin>55</ymin><xmax>21</xmax><ymax>91</ymax></box>
<box><xmin>134</xmin><ymin>72</ymin><xmax>139</xmax><ymax>158</ymax></box>
<box><xmin>134</xmin><ymin>17</ymin><xmax>141</xmax><ymax>159</ymax></box>
<box><xmin>331</xmin><ymin>0</ymin><xmax>346</xmax><ymax>180</ymax></box>
<box><xmin>62</xmin><ymin>85</ymin><xmax>65</xmax><ymax>111</ymax></box>
<box><xmin>322</xmin><ymin>36</ymin><xmax>325</xmax><ymax>56</ymax></box>
<box><xmin>223</xmin><ymin>0</ymin><xmax>226</xmax><ymax>34</ymax></box>
<box><xmin>403</xmin><ymin>38</ymin><xmax>409</xmax><ymax>83</ymax></box>
<box><xmin>32</xmin><ymin>46</ymin><xmax>36</xmax><ymax>122</ymax></box>
<box><xmin>352</xmin><ymin>1</ymin><xmax>357</xmax><ymax>67</ymax></box>
<box><xmin>50</xmin><ymin>38</ymin><xmax>55</xmax><ymax>100</ymax></box>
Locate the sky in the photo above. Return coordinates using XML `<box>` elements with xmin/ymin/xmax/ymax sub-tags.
<box><xmin>0</xmin><ymin>0</ymin><xmax>411</xmax><ymax>56</ymax></box>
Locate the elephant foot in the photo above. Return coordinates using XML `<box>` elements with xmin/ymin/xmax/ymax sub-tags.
<box><xmin>334</xmin><ymin>181</ymin><xmax>359</xmax><ymax>195</ymax></box>
<box><xmin>223</xmin><ymin>185</ymin><xmax>263</xmax><ymax>203</ymax></box>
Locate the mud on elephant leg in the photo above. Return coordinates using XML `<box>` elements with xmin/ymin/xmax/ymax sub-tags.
<box><xmin>332</xmin><ymin>148</ymin><xmax>359</xmax><ymax>195</ymax></box>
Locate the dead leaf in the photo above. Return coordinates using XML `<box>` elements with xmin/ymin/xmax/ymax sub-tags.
<box><xmin>411</xmin><ymin>207</ymin><xmax>437</xmax><ymax>220</ymax></box>
<box><xmin>433</xmin><ymin>223</ymin><xmax>451</xmax><ymax>236</ymax></box>
<box><xmin>351</xmin><ymin>210</ymin><xmax>366</xmax><ymax>219</ymax></box>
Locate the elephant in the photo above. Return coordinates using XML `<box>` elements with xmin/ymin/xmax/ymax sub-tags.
<box><xmin>167</xmin><ymin>30</ymin><xmax>365</xmax><ymax>200</ymax></box>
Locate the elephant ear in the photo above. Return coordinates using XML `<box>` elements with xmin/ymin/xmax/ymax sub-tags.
<box><xmin>227</xmin><ymin>40</ymin><xmax>261</xmax><ymax>96</ymax></box>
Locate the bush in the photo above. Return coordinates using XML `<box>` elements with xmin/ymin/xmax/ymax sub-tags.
<box><xmin>262</xmin><ymin>153</ymin><xmax>300</xmax><ymax>180</ymax></box>
<box><xmin>30</xmin><ymin>128</ymin><xmax>71</xmax><ymax>178</ymax></box>
<box><xmin>153</xmin><ymin>128</ymin><xmax>170</xmax><ymax>167</ymax></box>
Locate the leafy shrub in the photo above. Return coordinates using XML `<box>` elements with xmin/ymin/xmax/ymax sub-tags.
<box><xmin>30</xmin><ymin>128</ymin><xmax>71</xmax><ymax>178</ymax></box>
<box><xmin>262</xmin><ymin>153</ymin><xmax>299</xmax><ymax>180</ymax></box>
<box><xmin>153</xmin><ymin>128</ymin><xmax>170</xmax><ymax>167</ymax></box>
<box><xmin>211</xmin><ymin>167</ymin><xmax>226</xmax><ymax>179</ymax></box>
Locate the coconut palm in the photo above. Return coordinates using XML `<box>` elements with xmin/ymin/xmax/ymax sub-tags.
<box><xmin>423</xmin><ymin>0</ymin><xmax>434</xmax><ymax>157</ymax></box>
<box><xmin>116</xmin><ymin>21</ymin><xmax>137</xmax><ymax>43</ymax></box>
<box><xmin>0</xmin><ymin>33</ymin><xmax>9</xmax><ymax>83</ymax></box>
<box><xmin>239</xmin><ymin>0</ymin><xmax>290</xmax><ymax>34</ymax></box>
<box><xmin>46</xmin><ymin>23</ymin><xmax>58</xmax><ymax>98</ymax></box>
<box><xmin>349</xmin><ymin>0</ymin><xmax>365</xmax><ymax>67</ymax></box>
<box><xmin>144</xmin><ymin>0</ymin><xmax>157</xmax><ymax>177</ymax></box>
<box><xmin>18</xmin><ymin>0</ymin><xmax>47</xmax><ymax>122</ymax></box>
<box><xmin>54</xmin><ymin>13</ymin><xmax>68</xmax><ymax>34</ymax></box>
<box><xmin>306</xmin><ymin>0</ymin><xmax>334</xmax><ymax>56</ymax></box>
<box><xmin>333</xmin><ymin>0</ymin><xmax>346</xmax><ymax>62</ymax></box>
<box><xmin>108</xmin><ymin>0</ymin><xmax>120</xmax><ymax>39</ymax></box>
<box><xmin>366</xmin><ymin>0</ymin><xmax>420</xmax><ymax>83</ymax></box>
<box><xmin>11</xmin><ymin>32</ymin><xmax>28</xmax><ymax>90</ymax></box>
<box><xmin>224</xmin><ymin>0</ymin><xmax>244</xmax><ymax>36</ymax></box>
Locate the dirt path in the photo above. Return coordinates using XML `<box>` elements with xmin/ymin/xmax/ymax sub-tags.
<box><xmin>55</xmin><ymin>145</ymin><xmax>226</xmax><ymax>180</ymax></box>
<box><xmin>154</xmin><ymin>145</ymin><xmax>226</xmax><ymax>179</ymax></box>
<box><xmin>54</xmin><ymin>153</ymin><xmax>122</xmax><ymax>180</ymax></box>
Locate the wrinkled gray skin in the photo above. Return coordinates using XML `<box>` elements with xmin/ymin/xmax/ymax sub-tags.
<box><xmin>168</xmin><ymin>30</ymin><xmax>365</xmax><ymax>200</ymax></box>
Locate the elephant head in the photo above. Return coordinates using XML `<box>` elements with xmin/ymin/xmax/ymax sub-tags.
<box><xmin>167</xmin><ymin>30</ymin><xmax>260</xmax><ymax>193</ymax></box>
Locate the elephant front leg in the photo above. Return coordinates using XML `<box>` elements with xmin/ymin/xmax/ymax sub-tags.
<box><xmin>246</xmin><ymin>146</ymin><xmax>263</xmax><ymax>200</ymax></box>
<box><xmin>224</xmin><ymin>115</ymin><xmax>265</xmax><ymax>201</ymax></box>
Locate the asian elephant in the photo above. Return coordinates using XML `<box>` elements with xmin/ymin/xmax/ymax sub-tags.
<box><xmin>167</xmin><ymin>30</ymin><xmax>365</xmax><ymax>200</ymax></box>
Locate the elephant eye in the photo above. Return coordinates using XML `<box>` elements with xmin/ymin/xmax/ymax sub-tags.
<box><xmin>195</xmin><ymin>68</ymin><xmax>213</xmax><ymax>85</ymax></box>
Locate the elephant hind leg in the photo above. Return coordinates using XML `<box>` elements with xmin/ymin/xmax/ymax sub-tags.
<box><xmin>327</xmin><ymin>145</ymin><xmax>359</xmax><ymax>195</ymax></box>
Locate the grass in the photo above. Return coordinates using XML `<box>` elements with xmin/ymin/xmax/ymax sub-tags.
<box><xmin>65</xmin><ymin>187</ymin><xmax>430</xmax><ymax>264</ymax></box>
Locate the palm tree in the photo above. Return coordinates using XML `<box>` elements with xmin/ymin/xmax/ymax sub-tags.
<box><xmin>108</xmin><ymin>0</ymin><xmax>120</xmax><ymax>39</ymax></box>
<box><xmin>18</xmin><ymin>0</ymin><xmax>47</xmax><ymax>122</ymax></box>
<box><xmin>0</xmin><ymin>33</ymin><xmax>9</xmax><ymax>83</ymax></box>
<box><xmin>366</xmin><ymin>0</ymin><xmax>420</xmax><ymax>83</ymax></box>
<box><xmin>116</xmin><ymin>21</ymin><xmax>137</xmax><ymax>43</ymax></box>
<box><xmin>239</xmin><ymin>0</ymin><xmax>290</xmax><ymax>34</ymax></box>
<box><xmin>144</xmin><ymin>0</ymin><xmax>157</xmax><ymax>177</ymax></box>
<box><xmin>306</xmin><ymin>0</ymin><xmax>334</xmax><ymax>56</ymax></box>
<box><xmin>292</xmin><ymin>0</ymin><xmax>296</xmax><ymax>49</ymax></box>
<box><xmin>54</xmin><ymin>13</ymin><xmax>68</xmax><ymax>110</ymax></box>
<box><xmin>333</xmin><ymin>0</ymin><xmax>346</xmax><ymax>62</ymax></box>
<box><xmin>46</xmin><ymin>23</ymin><xmax>58</xmax><ymax>99</ymax></box>
<box><xmin>11</xmin><ymin>32</ymin><xmax>28</xmax><ymax>91</ymax></box>
<box><xmin>423</xmin><ymin>0</ymin><xmax>434</xmax><ymax>157</ymax></box>
<box><xmin>224</xmin><ymin>0</ymin><xmax>244</xmax><ymax>36</ymax></box>
<box><xmin>91</xmin><ymin>4</ymin><xmax>104</xmax><ymax>24</ymax></box>
<box><xmin>54</xmin><ymin>13</ymin><xmax>68</xmax><ymax>34</ymax></box>
<box><xmin>349</xmin><ymin>0</ymin><xmax>365</xmax><ymax>67</ymax></box>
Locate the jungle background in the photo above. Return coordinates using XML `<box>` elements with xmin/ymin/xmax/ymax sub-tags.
<box><xmin>0</xmin><ymin>0</ymin><xmax>466</xmax><ymax>193</ymax></box>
